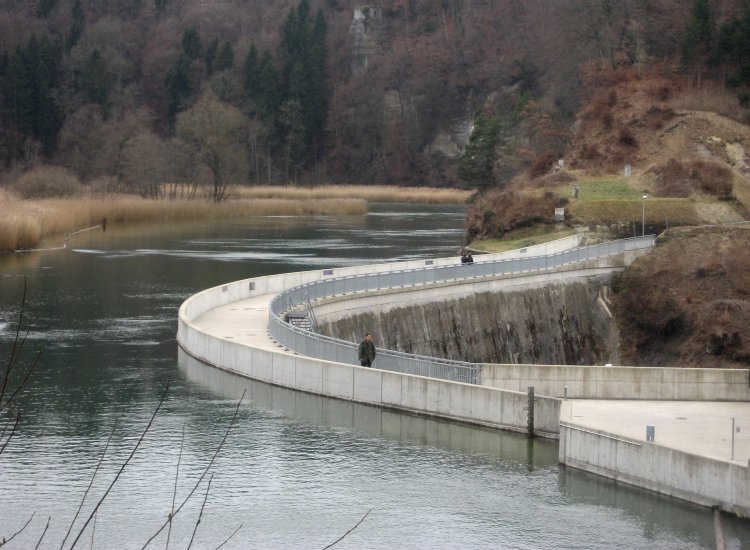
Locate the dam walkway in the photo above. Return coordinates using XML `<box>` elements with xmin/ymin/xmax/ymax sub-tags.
<box><xmin>178</xmin><ymin>234</ymin><xmax>750</xmax><ymax>517</ymax></box>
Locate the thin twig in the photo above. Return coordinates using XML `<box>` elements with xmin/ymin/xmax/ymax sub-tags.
<box><xmin>322</xmin><ymin>509</ymin><xmax>372</xmax><ymax>550</ymax></box>
<box><xmin>166</xmin><ymin>423</ymin><xmax>186</xmax><ymax>550</ymax></box>
<box><xmin>214</xmin><ymin>524</ymin><xmax>243</xmax><ymax>550</ymax></box>
<box><xmin>0</xmin><ymin>412</ymin><xmax>20</xmax><ymax>455</ymax></box>
<box><xmin>0</xmin><ymin>412</ymin><xmax>11</xmax><ymax>442</ymax></box>
<box><xmin>2</xmin><ymin>513</ymin><xmax>35</xmax><ymax>546</ymax></box>
<box><xmin>140</xmin><ymin>390</ymin><xmax>246</xmax><ymax>549</ymax></box>
<box><xmin>60</xmin><ymin>418</ymin><xmax>118</xmax><ymax>550</ymax></box>
<box><xmin>187</xmin><ymin>475</ymin><xmax>212</xmax><ymax>550</ymax></box>
<box><xmin>1</xmin><ymin>348</ymin><xmax>42</xmax><ymax>413</ymax></box>
<box><xmin>0</xmin><ymin>277</ymin><xmax>26</xmax><ymax>410</ymax></box>
<box><xmin>90</xmin><ymin>511</ymin><xmax>96</xmax><ymax>550</ymax></box>
<box><xmin>33</xmin><ymin>516</ymin><xmax>50</xmax><ymax>550</ymax></box>
<box><xmin>1</xmin><ymin>279</ymin><xmax>27</xmax><ymax>407</ymax></box>
<box><xmin>69</xmin><ymin>382</ymin><xmax>172</xmax><ymax>549</ymax></box>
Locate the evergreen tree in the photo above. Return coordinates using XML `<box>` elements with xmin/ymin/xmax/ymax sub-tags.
<box><xmin>182</xmin><ymin>27</ymin><xmax>202</xmax><ymax>60</ymax></box>
<box><xmin>4</xmin><ymin>46</ymin><xmax>34</xmax><ymax>150</ymax></box>
<box><xmin>308</xmin><ymin>9</ymin><xmax>328</xmax><ymax>156</ymax></box>
<box><xmin>682</xmin><ymin>0</ymin><xmax>714</xmax><ymax>70</ymax></box>
<box><xmin>205</xmin><ymin>38</ymin><xmax>218</xmax><ymax>76</ymax></box>
<box><xmin>81</xmin><ymin>49</ymin><xmax>109</xmax><ymax>106</ymax></box>
<box><xmin>165</xmin><ymin>54</ymin><xmax>192</xmax><ymax>127</ymax></box>
<box><xmin>214</xmin><ymin>42</ymin><xmax>234</xmax><ymax>72</ymax></box>
<box><xmin>276</xmin><ymin>1</ymin><xmax>327</xmax><ymax>174</ymax></box>
<box><xmin>37</xmin><ymin>0</ymin><xmax>58</xmax><ymax>18</ymax></box>
<box><xmin>242</xmin><ymin>43</ymin><xmax>259</xmax><ymax>101</ymax></box>
<box><xmin>66</xmin><ymin>0</ymin><xmax>84</xmax><ymax>50</ymax></box>
<box><xmin>718</xmin><ymin>8</ymin><xmax>750</xmax><ymax>81</ymax></box>
<box><xmin>257</xmin><ymin>50</ymin><xmax>279</xmax><ymax>122</ymax></box>
<box><xmin>457</xmin><ymin>113</ymin><xmax>502</xmax><ymax>189</ymax></box>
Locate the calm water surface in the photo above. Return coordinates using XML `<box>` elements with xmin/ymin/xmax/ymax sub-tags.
<box><xmin>0</xmin><ymin>204</ymin><xmax>748</xmax><ymax>549</ymax></box>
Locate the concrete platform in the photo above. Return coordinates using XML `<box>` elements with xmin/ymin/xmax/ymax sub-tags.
<box><xmin>193</xmin><ymin>294</ymin><xmax>286</xmax><ymax>352</ymax></box>
<box><xmin>562</xmin><ymin>400</ymin><xmax>750</xmax><ymax>465</ymax></box>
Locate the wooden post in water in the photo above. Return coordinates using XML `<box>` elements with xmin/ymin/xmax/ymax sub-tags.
<box><xmin>527</xmin><ymin>386</ymin><xmax>535</xmax><ymax>438</ymax></box>
<box><xmin>713</xmin><ymin>506</ymin><xmax>726</xmax><ymax>550</ymax></box>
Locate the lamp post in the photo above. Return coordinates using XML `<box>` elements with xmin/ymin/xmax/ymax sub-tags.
<box><xmin>641</xmin><ymin>194</ymin><xmax>647</xmax><ymax>237</ymax></box>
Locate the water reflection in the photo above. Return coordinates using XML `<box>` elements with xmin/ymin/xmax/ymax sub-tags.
<box><xmin>178</xmin><ymin>348</ymin><xmax>559</xmax><ymax>467</ymax></box>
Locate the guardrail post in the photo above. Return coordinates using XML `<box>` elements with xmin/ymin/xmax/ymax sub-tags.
<box><xmin>527</xmin><ymin>386</ymin><xmax>535</xmax><ymax>438</ymax></box>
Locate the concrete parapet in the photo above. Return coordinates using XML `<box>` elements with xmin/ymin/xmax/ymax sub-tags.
<box><xmin>481</xmin><ymin>364</ymin><xmax>750</xmax><ymax>401</ymax></box>
<box><xmin>178</xmin><ymin>316</ymin><xmax>561</xmax><ymax>436</ymax></box>
<box><xmin>559</xmin><ymin>420</ymin><xmax>750</xmax><ymax>517</ymax></box>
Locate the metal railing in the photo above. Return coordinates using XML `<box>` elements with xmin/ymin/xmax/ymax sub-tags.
<box><xmin>269</xmin><ymin>236</ymin><xmax>655</xmax><ymax>385</ymax></box>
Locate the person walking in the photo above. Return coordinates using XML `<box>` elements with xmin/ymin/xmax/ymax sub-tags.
<box><xmin>358</xmin><ymin>333</ymin><xmax>376</xmax><ymax>367</ymax></box>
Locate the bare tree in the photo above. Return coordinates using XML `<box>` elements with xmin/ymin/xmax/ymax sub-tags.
<box><xmin>176</xmin><ymin>90</ymin><xmax>249</xmax><ymax>202</ymax></box>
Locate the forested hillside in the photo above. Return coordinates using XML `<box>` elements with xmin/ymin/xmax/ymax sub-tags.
<box><xmin>2</xmin><ymin>0</ymin><xmax>750</xmax><ymax>192</ymax></box>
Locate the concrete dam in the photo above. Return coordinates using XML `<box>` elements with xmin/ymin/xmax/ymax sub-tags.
<box><xmin>178</xmin><ymin>234</ymin><xmax>750</xmax><ymax>517</ymax></box>
<box><xmin>316</xmin><ymin>280</ymin><xmax>614</xmax><ymax>366</ymax></box>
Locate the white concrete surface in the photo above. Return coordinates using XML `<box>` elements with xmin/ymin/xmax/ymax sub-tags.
<box><xmin>177</xmin><ymin>236</ymin><xmax>750</xmax><ymax>516</ymax></box>
<box><xmin>559</xmin><ymin>400</ymin><xmax>750</xmax><ymax>517</ymax></box>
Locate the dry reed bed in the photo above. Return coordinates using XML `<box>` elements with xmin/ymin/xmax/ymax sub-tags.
<box><xmin>228</xmin><ymin>184</ymin><xmax>472</xmax><ymax>203</ymax></box>
<box><xmin>0</xmin><ymin>193</ymin><xmax>367</xmax><ymax>252</ymax></box>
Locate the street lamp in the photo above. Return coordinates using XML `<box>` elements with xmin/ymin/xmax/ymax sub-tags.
<box><xmin>641</xmin><ymin>194</ymin><xmax>647</xmax><ymax>237</ymax></box>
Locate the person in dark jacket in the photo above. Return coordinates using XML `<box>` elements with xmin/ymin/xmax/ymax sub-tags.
<box><xmin>358</xmin><ymin>333</ymin><xmax>376</xmax><ymax>367</ymax></box>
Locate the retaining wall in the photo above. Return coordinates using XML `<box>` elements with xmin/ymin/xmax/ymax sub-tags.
<box><xmin>559</xmin><ymin>419</ymin><xmax>750</xmax><ymax>517</ymax></box>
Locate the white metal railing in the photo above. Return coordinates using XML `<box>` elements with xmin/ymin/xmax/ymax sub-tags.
<box><xmin>269</xmin><ymin>236</ymin><xmax>655</xmax><ymax>384</ymax></box>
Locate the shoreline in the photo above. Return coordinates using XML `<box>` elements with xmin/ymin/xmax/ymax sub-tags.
<box><xmin>0</xmin><ymin>185</ymin><xmax>472</xmax><ymax>253</ymax></box>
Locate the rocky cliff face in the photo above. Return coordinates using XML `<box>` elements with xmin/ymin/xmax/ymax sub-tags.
<box><xmin>348</xmin><ymin>5</ymin><xmax>384</xmax><ymax>74</ymax></box>
<box><xmin>318</xmin><ymin>281</ymin><xmax>614</xmax><ymax>365</ymax></box>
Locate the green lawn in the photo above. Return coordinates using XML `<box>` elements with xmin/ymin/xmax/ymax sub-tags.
<box><xmin>564</xmin><ymin>176</ymin><xmax>645</xmax><ymax>201</ymax></box>
<box><xmin>470</xmin><ymin>227</ymin><xmax>578</xmax><ymax>253</ymax></box>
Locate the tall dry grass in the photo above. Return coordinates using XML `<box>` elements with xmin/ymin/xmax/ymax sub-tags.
<box><xmin>0</xmin><ymin>191</ymin><xmax>367</xmax><ymax>252</ymax></box>
<box><xmin>227</xmin><ymin>184</ymin><xmax>472</xmax><ymax>204</ymax></box>
<box><xmin>668</xmin><ymin>84</ymin><xmax>746</xmax><ymax>120</ymax></box>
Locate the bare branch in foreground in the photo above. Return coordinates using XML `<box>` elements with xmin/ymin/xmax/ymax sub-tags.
<box><xmin>69</xmin><ymin>382</ymin><xmax>172</xmax><ymax>549</ymax></box>
<box><xmin>140</xmin><ymin>389</ymin><xmax>246</xmax><ymax>549</ymax></box>
<box><xmin>1</xmin><ymin>512</ymin><xmax>36</xmax><ymax>547</ymax></box>
<box><xmin>187</xmin><ymin>475</ymin><xmax>212</xmax><ymax>550</ymax></box>
<box><xmin>1</xmin><ymin>278</ymin><xmax>27</xmax><ymax>404</ymax></box>
<box><xmin>0</xmin><ymin>412</ymin><xmax>19</xmax><ymax>455</ymax></box>
<box><xmin>60</xmin><ymin>419</ymin><xmax>118</xmax><ymax>550</ymax></box>
<box><xmin>33</xmin><ymin>516</ymin><xmax>50</xmax><ymax>550</ymax></box>
<box><xmin>166</xmin><ymin>423</ymin><xmax>186</xmax><ymax>550</ymax></box>
<box><xmin>214</xmin><ymin>524</ymin><xmax>243</xmax><ymax>550</ymax></box>
<box><xmin>322</xmin><ymin>509</ymin><xmax>372</xmax><ymax>550</ymax></box>
<box><xmin>1</xmin><ymin>347</ymin><xmax>42</xmax><ymax>413</ymax></box>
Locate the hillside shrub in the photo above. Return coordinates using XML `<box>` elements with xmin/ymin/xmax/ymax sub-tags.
<box><xmin>618</xmin><ymin>128</ymin><xmax>638</xmax><ymax>147</ymax></box>
<box><xmin>88</xmin><ymin>176</ymin><xmax>129</xmax><ymax>195</ymax></box>
<box><xmin>9</xmin><ymin>166</ymin><xmax>83</xmax><ymax>199</ymax></box>
<box><xmin>647</xmin><ymin>158</ymin><xmax>733</xmax><ymax>198</ymax></box>
<box><xmin>465</xmin><ymin>189</ymin><xmax>568</xmax><ymax>242</ymax></box>
<box><xmin>645</xmin><ymin>106</ymin><xmax>675</xmax><ymax>130</ymax></box>
<box><xmin>527</xmin><ymin>150</ymin><xmax>558</xmax><ymax>179</ymax></box>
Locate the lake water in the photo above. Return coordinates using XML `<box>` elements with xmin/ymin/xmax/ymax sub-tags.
<box><xmin>0</xmin><ymin>203</ymin><xmax>748</xmax><ymax>549</ymax></box>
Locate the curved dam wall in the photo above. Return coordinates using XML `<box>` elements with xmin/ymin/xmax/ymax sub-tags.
<box><xmin>177</xmin><ymin>245</ymin><xmax>574</xmax><ymax>437</ymax></box>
